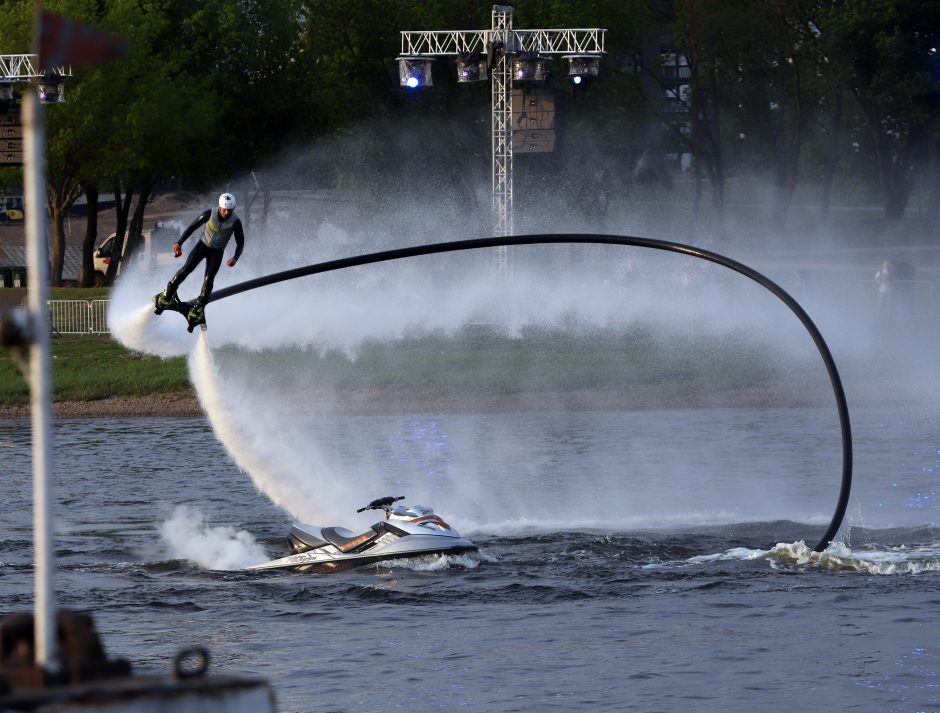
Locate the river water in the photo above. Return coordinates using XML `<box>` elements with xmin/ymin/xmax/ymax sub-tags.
<box><xmin>2</xmin><ymin>401</ymin><xmax>940</xmax><ymax>713</ymax></box>
<box><xmin>5</xmin><ymin>243</ymin><xmax>940</xmax><ymax>711</ymax></box>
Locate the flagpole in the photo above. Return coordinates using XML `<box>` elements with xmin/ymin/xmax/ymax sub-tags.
<box><xmin>23</xmin><ymin>83</ymin><xmax>56</xmax><ymax>672</ymax></box>
<box><xmin>27</xmin><ymin>1</ymin><xmax>56</xmax><ymax>672</ymax></box>
<box><xmin>22</xmin><ymin>3</ymin><xmax>128</xmax><ymax>677</ymax></box>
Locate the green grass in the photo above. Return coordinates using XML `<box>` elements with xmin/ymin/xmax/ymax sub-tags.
<box><xmin>0</xmin><ymin>321</ymin><xmax>801</xmax><ymax>409</ymax></box>
<box><xmin>0</xmin><ymin>334</ymin><xmax>190</xmax><ymax>405</ymax></box>
<box><xmin>50</xmin><ymin>287</ymin><xmax>111</xmax><ymax>301</ymax></box>
<box><xmin>214</xmin><ymin>324</ymin><xmax>785</xmax><ymax>399</ymax></box>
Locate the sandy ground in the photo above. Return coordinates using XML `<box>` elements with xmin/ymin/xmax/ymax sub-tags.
<box><xmin>0</xmin><ymin>392</ymin><xmax>202</xmax><ymax>420</ymax></box>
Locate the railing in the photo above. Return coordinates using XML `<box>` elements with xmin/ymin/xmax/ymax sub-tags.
<box><xmin>47</xmin><ymin>299</ymin><xmax>109</xmax><ymax>334</ymax></box>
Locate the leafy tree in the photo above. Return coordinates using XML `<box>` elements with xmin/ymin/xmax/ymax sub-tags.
<box><xmin>818</xmin><ymin>0</ymin><xmax>940</xmax><ymax>219</ymax></box>
<box><xmin>673</xmin><ymin>0</ymin><xmax>733</xmax><ymax>228</ymax></box>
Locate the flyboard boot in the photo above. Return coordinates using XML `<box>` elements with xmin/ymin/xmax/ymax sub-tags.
<box><xmin>153</xmin><ymin>288</ymin><xmax>181</xmax><ymax>315</ymax></box>
<box><xmin>186</xmin><ymin>297</ymin><xmax>207</xmax><ymax>333</ymax></box>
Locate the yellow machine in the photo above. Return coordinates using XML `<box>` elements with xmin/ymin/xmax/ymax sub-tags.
<box><xmin>0</xmin><ymin>195</ymin><xmax>23</xmax><ymax>221</ymax></box>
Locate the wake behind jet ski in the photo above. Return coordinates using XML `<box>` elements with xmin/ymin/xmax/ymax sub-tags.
<box><xmin>249</xmin><ymin>496</ymin><xmax>477</xmax><ymax>573</ymax></box>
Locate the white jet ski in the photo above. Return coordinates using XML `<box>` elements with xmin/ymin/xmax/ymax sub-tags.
<box><xmin>249</xmin><ymin>496</ymin><xmax>477</xmax><ymax>573</ymax></box>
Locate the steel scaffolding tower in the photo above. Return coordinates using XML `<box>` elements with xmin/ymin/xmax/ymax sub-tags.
<box><xmin>400</xmin><ymin>5</ymin><xmax>605</xmax><ymax>277</ymax></box>
<box><xmin>490</xmin><ymin>6</ymin><xmax>513</xmax><ymax>276</ymax></box>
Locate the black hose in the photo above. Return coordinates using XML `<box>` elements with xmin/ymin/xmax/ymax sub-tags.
<box><xmin>209</xmin><ymin>233</ymin><xmax>852</xmax><ymax>552</ymax></box>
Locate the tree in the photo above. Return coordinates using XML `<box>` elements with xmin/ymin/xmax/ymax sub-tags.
<box><xmin>735</xmin><ymin>1</ymin><xmax>825</xmax><ymax>228</ymax></box>
<box><xmin>818</xmin><ymin>0</ymin><xmax>940</xmax><ymax>219</ymax></box>
<box><xmin>673</xmin><ymin>0</ymin><xmax>733</xmax><ymax>229</ymax></box>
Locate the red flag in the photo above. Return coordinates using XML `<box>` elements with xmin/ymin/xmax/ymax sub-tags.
<box><xmin>38</xmin><ymin>11</ymin><xmax>129</xmax><ymax>69</ymax></box>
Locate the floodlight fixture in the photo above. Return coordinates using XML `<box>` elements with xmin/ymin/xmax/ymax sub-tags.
<box><xmin>457</xmin><ymin>52</ymin><xmax>488</xmax><ymax>82</ymax></box>
<box><xmin>397</xmin><ymin>56</ymin><xmax>434</xmax><ymax>89</ymax></box>
<box><xmin>564</xmin><ymin>53</ymin><xmax>602</xmax><ymax>84</ymax></box>
<box><xmin>511</xmin><ymin>52</ymin><xmax>548</xmax><ymax>82</ymax></box>
<box><xmin>37</xmin><ymin>72</ymin><xmax>65</xmax><ymax>104</ymax></box>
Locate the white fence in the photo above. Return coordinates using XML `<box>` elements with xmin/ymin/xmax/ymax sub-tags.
<box><xmin>48</xmin><ymin>300</ymin><xmax>109</xmax><ymax>334</ymax></box>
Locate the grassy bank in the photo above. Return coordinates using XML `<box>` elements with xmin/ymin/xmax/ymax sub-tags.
<box><xmin>0</xmin><ymin>316</ymin><xmax>819</xmax><ymax>410</ymax></box>
<box><xmin>0</xmin><ymin>334</ymin><xmax>190</xmax><ymax>406</ymax></box>
<box><xmin>212</xmin><ymin>324</ymin><xmax>810</xmax><ymax>410</ymax></box>
<box><xmin>1</xmin><ymin>287</ymin><xmax>190</xmax><ymax>406</ymax></box>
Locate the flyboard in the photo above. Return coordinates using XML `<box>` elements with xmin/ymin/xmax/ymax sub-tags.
<box><xmin>153</xmin><ymin>293</ymin><xmax>206</xmax><ymax>332</ymax></box>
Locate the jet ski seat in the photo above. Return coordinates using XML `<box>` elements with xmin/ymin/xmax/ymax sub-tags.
<box><xmin>321</xmin><ymin>526</ymin><xmax>379</xmax><ymax>552</ymax></box>
<box><xmin>290</xmin><ymin>529</ymin><xmax>328</xmax><ymax>550</ymax></box>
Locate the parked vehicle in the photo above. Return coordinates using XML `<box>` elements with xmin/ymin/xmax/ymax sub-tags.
<box><xmin>0</xmin><ymin>195</ymin><xmax>24</xmax><ymax>221</ymax></box>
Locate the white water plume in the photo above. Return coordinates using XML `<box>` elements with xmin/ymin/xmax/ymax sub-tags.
<box><xmin>103</xmin><ymin>181</ymin><xmax>937</xmax><ymax>538</ymax></box>
<box><xmin>188</xmin><ymin>332</ymin><xmax>357</xmax><ymax>522</ymax></box>
<box><xmin>159</xmin><ymin>504</ymin><xmax>267</xmax><ymax>570</ymax></box>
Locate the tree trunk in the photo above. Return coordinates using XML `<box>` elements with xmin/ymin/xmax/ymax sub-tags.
<box><xmin>262</xmin><ymin>187</ymin><xmax>271</xmax><ymax>233</ymax></box>
<box><xmin>883</xmin><ymin>169</ymin><xmax>911</xmax><ymax>220</ymax></box>
<box><xmin>79</xmin><ymin>182</ymin><xmax>99</xmax><ymax>287</ymax></box>
<box><xmin>49</xmin><ymin>204</ymin><xmax>66</xmax><ymax>287</ymax></box>
<box><xmin>704</xmin><ymin>74</ymin><xmax>725</xmax><ymax>232</ymax></box>
<box><xmin>855</xmin><ymin>91</ymin><xmax>912</xmax><ymax>220</ymax></box>
<box><xmin>819</xmin><ymin>91</ymin><xmax>843</xmax><ymax>220</ymax></box>
<box><xmin>923</xmin><ymin>133</ymin><xmax>940</xmax><ymax>220</ymax></box>
<box><xmin>124</xmin><ymin>181</ymin><xmax>154</xmax><ymax>260</ymax></box>
<box><xmin>106</xmin><ymin>182</ymin><xmax>134</xmax><ymax>282</ymax></box>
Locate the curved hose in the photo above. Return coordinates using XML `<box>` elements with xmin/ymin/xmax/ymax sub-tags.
<box><xmin>210</xmin><ymin>233</ymin><xmax>852</xmax><ymax>552</ymax></box>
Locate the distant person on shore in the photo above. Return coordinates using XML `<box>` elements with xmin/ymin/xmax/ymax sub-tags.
<box><xmin>874</xmin><ymin>259</ymin><xmax>895</xmax><ymax>313</ymax></box>
<box><xmin>155</xmin><ymin>193</ymin><xmax>244</xmax><ymax>324</ymax></box>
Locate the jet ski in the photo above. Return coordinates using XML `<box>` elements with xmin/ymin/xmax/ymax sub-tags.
<box><xmin>248</xmin><ymin>496</ymin><xmax>478</xmax><ymax>573</ymax></box>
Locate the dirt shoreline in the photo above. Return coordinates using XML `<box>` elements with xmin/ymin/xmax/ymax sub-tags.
<box><xmin>0</xmin><ymin>393</ymin><xmax>203</xmax><ymax>419</ymax></box>
<box><xmin>2</xmin><ymin>375</ymin><xmax>925</xmax><ymax>420</ymax></box>
<box><xmin>0</xmin><ymin>384</ymin><xmax>839</xmax><ymax>420</ymax></box>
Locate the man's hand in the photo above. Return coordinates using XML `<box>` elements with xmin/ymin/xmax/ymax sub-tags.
<box><xmin>173</xmin><ymin>243</ymin><xmax>182</xmax><ymax>258</ymax></box>
<box><xmin>226</xmin><ymin>258</ymin><xmax>237</xmax><ymax>268</ymax></box>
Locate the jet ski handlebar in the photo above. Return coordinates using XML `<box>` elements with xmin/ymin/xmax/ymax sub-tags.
<box><xmin>357</xmin><ymin>495</ymin><xmax>405</xmax><ymax>513</ymax></box>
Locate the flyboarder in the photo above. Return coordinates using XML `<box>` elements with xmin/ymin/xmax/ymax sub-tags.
<box><xmin>154</xmin><ymin>192</ymin><xmax>244</xmax><ymax>329</ymax></box>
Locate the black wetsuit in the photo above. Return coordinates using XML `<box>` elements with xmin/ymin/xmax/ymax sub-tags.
<box><xmin>166</xmin><ymin>208</ymin><xmax>245</xmax><ymax>304</ymax></box>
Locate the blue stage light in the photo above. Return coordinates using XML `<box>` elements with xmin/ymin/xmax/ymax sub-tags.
<box><xmin>397</xmin><ymin>56</ymin><xmax>434</xmax><ymax>89</ymax></box>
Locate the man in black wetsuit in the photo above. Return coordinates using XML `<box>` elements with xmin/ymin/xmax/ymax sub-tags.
<box><xmin>156</xmin><ymin>192</ymin><xmax>245</xmax><ymax>324</ymax></box>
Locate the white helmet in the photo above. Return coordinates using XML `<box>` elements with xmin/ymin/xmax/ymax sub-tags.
<box><xmin>218</xmin><ymin>193</ymin><xmax>236</xmax><ymax>210</ymax></box>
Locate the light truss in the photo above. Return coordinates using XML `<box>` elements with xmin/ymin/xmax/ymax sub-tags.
<box><xmin>401</xmin><ymin>6</ymin><xmax>605</xmax><ymax>278</ymax></box>
<box><xmin>0</xmin><ymin>54</ymin><xmax>70</xmax><ymax>82</ymax></box>
<box><xmin>491</xmin><ymin>6</ymin><xmax>513</xmax><ymax>276</ymax></box>
<box><xmin>400</xmin><ymin>28</ymin><xmax>605</xmax><ymax>57</ymax></box>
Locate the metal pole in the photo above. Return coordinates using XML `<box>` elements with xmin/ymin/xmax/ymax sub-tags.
<box><xmin>491</xmin><ymin>5</ymin><xmax>513</xmax><ymax>277</ymax></box>
<box><xmin>23</xmin><ymin>88</ymin><xmax>57</xmax><ymax>670</ymax></box>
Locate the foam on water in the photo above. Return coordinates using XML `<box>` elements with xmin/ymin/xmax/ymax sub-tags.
<box><xmin>158</xmin><ymin>504</ymin><xmax>267</xmax><ymax>570</ymax></box>
<box><xmin>373</xmin><ymin>551</ymin><xmax>492</xmax><ymax>573</ymax></box>
<box><xmin>688</xmin><ymin>540</ymin><xmax>940</xmax><ymax>575</ymax></box>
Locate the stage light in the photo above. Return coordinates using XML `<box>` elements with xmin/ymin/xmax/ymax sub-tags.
<box><xmin>397</xmin><ymin>56</ymin><xmax>434</xmax><ymax>89</ymax></box>
<box><xmin>37</xmin><ymin>72</ymin><xmax>65</xmax><ymax>104</ymax></box>
<box><xmin>457</xmin><ymin>52</ymin><xmax>488</xmax><ymax>82</ymax></box>
<box><xmin>564</xmin><ymin>53</ymin><xmax>602</xmax><ymax>85</ymax></box>
<box><xmin>512</xmin><ymin>52</ymin><xmax>548</xmax><ymax>82</ymax></box>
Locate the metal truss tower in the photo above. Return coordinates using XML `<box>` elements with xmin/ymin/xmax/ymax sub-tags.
<box><xmin>490</xmin><ymin>6</ymin><xmax>513</xmax><ymax>276</ymax></box>
<box><xmin>400</xmin><ymin>5</ymin><xmax>605</xmax><ymax>277</ymax></box>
